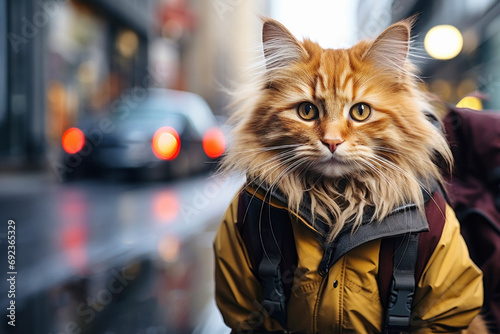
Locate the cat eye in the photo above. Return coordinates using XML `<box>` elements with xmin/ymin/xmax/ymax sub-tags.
<box><xmin>297</xmin><ymin>102</ymin><xmax>319</xmax><ymax>121</ymax></box>
<box><xmin>349</xmin><ymin>103</ymin><xmax>371</xmax><ymax>122</ymax></box>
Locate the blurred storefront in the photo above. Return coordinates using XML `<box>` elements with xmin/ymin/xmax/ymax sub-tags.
<box><xmin>1</xmin><ymin>0</ymin><xmax>155</xmax><ymax>169</ymax></box>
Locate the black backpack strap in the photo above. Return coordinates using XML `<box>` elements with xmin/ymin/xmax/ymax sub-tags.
<box><xmin>258</xmin><ymin>209</ymin><xmax>287</xmax><ymax>329</ymax></box>
<box><xmin>238</xmin><ymin>189</ymin><xmax>290</xmax><ymax>330</ymax></box>
<box><xmin>383</xmin><ymin>233</ymin><xmax>419</xmax><ymax>333</ymax></box>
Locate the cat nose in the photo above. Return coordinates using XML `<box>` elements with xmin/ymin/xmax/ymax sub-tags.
<box><xmin>321</xmin><ymin>138</ymin><xmax>344</xmax><ymax>153</ymax></box>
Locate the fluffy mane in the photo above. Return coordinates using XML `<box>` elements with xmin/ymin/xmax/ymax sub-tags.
<box><xmin>221</xmin><ymin>17</ymin><xmax>452</xmax><ymax>242</ymax></box>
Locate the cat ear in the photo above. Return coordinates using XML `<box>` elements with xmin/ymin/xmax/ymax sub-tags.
<box><xmin>364</xmin><ymin>19</ymin><xmax>412</xmax><ymax>70</ymax></box>
<box><xmin>261</xmin><ymin>18</ymin><xmax>308</xmax><ymax>71</ymax></box>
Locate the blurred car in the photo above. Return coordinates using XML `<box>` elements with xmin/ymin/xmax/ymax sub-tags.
<box><xmin>60</xmin><ymin>88</ymin><xmax>226</xmax><ymax>181</ymax></box>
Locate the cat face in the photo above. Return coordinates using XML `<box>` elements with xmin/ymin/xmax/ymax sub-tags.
<box><xmin>243</xmin><ymin>18</ymin><xmax>435</xmax><ymax>181</ymax></box>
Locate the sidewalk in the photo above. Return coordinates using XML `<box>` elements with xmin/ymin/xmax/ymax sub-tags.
<box><xmin>0</xmin><ymin>168</ymin><xmax>60</xmax><ymax>196</ymax></box>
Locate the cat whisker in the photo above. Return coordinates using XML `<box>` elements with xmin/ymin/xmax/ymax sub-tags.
<box><xmin>234</xmin><ymin>149</ymin><xmax>298</xmax><ymax>172</ymax></box>
<box><xmin>370</xmin><ymin>155</ymin><xmax>420</xmax><ymax>183</ymax></box>
<box><xmin>246</xmin><ymin>152</ymin><xmax>301</xmax><ymax>175</ymax></box>
<box><xmin>230</xmin><ymin>139</ymin><xmax>297</xmax><ymax>156</ymax></box>
<box><xmin>217</xmin><ymin>148</ymin><xmax>298</xmax><ymax>181</ymax></box>
<box><xmin>243</xmin><ymin>152</ymin><xmax>307</xmax><ymax>190</ymax></box>
<box><xmin>298</xmin><ymin>160</ymin><xmax>315</xmax><ymax>180</ymax></box>
<box><xmin>237</xmin><ymin>154</ymin><xmax>300</xmax><ymax>195</ymax></box>
<box><xmin>239</xmin><ymin>155</ymin><xmax>306</xmax><ymax>231</ymax></box>
<box><xmin>302</xmin><ymin>165</ymin><xmax>326</xmax><ymax>192</ymax></box>
<box><xmin>269</xmin><ymin>157</ymin><xmax>309</xmax><ymax>187</ymax></box>
<box><xmin>358</xmin><ymin>159</ymin><xmax>401</xmax><ymax>193</ymax></box>
<box><xmin>374</xmin><ymin>149</ymin><xmax>433</xmax><ymax>175</ymax></box>
<box><xmin>260</xmin><ymin>157</ymin><xmax>312</xmax><ymax>264</ymax></box>
<box><xmin>368</xmin><ymin>155</ymin><xmax>443</xmax><ymax>212</ymax></box>
<box><xmin>371</xmin><ymin>146</ymin><xmax>401</xmax><ymax>155</ymax></box>
<box><xmin>225</xmin><ymin>143</ymin><xmax>302</xmax><ymax>155</ymax></box>
<box><xmin>368</xmin><ymin>156</ymin><xmax>419</xmax><ymax>187</ymax></box>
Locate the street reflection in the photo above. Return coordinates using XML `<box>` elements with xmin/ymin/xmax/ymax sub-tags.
<box><xmin>0</xmin><ymin>173</ymin><xmax>238</xmax><ymax>333</ymax></box>
<box><xmin>155</xmin><ymin>262</ymin><xmax>194</xmax><ymax>331</ymax></box>
<box><xmin>152</xmin><ymin>189</ymin><xmax>180</xmax><ymax>224</ymax></box>
<box><xmin>59</xmin><ymin>189</ymin><xmax>89</xmax><ymax>274</ymax></box>
<box><xmin>118</xmin><ymin>191</ymin><xmax>139</xmax><ymax>245</ymax></box>
<box><xmin>158</xmin><ymin>234</ymin><xmax>181</xmax><ymax>262</ymax></box>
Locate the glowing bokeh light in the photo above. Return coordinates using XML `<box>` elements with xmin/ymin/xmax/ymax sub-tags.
<box><xmin>202</xmin><ymin>127</ymin><xmax>226</xmax><ymax>159</ymax></box>
<box><xmin>456</xmin><ymin>96</ymin><xmax>483</xmax><ymax>110</ymax></box>
<box><xmin>153</xmin><ymin>190</ymin><xmax>180</xmax><ymax>223</ymax></box>
<box><xmin>152</xmin><ymin>127</ymin><xmax>180</xmax><ymax>160</ymax></box>
<box><xmin>62</xmin><ymin>127</ymin><xmax>85</xmax><ymax>154</ymax></box>
<box><xmin>424</xmin><ymin>25</ymin><xmax>463</xmax><ymax>60</ymax></box>
<box><xmin>158</xmin><ymin>235</ymin><xmax>181</xmax><ymax>263</ymax></box>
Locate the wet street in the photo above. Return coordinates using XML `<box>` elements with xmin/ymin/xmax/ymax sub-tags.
<box><xmin>0</xmin><ymin>171</ymin><xmax>240</xmax><ymax>334</ymax></box>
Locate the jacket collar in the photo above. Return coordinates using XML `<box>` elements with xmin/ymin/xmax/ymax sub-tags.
<box><xmin>248</xmin><ymin>179</ymin><xmax>431</xmax><ymax>264</ymax></box>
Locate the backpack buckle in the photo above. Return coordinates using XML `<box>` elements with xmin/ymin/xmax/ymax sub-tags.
<box><xmin>383</xmin><ymin>233</ymin><xmax>419</xmax><ymax>333</ymax></box>
<box><xmin>385</xmin><ymin>277</ymin><xmax>414</xmax><ymax>330</ymax></box>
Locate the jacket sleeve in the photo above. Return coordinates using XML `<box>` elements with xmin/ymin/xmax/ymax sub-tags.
<box><xmin>213</xmin><ymin>195</ymin><xmax>284</xmax><ymax>333</ymax></box>
<box><xmin>411</xmin><ymin>204</ymin><xmax>484</xmax><ymax>333</ymax></box>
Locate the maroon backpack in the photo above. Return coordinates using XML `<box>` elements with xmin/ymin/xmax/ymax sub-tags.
<box><xmin>443</xmin><ymin>106</ymin><xmax>500</xmax><ymax>332</ymax></box>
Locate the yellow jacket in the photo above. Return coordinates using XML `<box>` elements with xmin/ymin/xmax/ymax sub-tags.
<box><xmin>214</xmin><ymin>187</ymin><xmax>483</xmax><ymax>333</ymax></box>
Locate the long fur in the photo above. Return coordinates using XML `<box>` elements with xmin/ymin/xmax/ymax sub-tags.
<box><xmin>462</xmin><ymin>315</ymin><xmax>489</xmax><ymax>334</ymax></box>
<box><xmin>221</xmin><ymin>18</ymin><xmax>453</xmax><ymax>243</ymax></box>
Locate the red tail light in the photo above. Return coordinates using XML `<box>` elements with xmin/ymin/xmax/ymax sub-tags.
<box><xmin>152</xmin><ymin>126</ymin><xmax>181</xmax><ymax>160</ymax></box>
<box><xmin>62</xmin><ymin>127</ymin><xmax>85</xmax><ymax>154</ymax></box>
<box><xmin>203</xmin><ymin>127</ymin><xmax>226</xmax><ymax>159</ymax></box>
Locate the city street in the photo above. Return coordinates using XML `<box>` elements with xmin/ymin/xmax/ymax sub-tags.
<box><xmin>0</xmin><ymin>171</ymin><xmax>239</xmax><ymax>333</ymax></box>
<box><xmin>2</xmin><ymin>0</ymin><xmax>499</xmax><ymax>332</ymax></box>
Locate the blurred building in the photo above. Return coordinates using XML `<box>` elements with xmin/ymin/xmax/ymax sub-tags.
<box><xmin>0</xmin><ymin>0</ymin><xmax>155</xmax><ymax>170</ymax></box>
<box><xmin>359</xmin><ymin>0</ymin><xmax>500</xmax><ymax>109</ymax></box>
<box><xmin>183</xmin><ymin>0</ymin><xmax>270</xmax><ymax>115</ymax></box>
